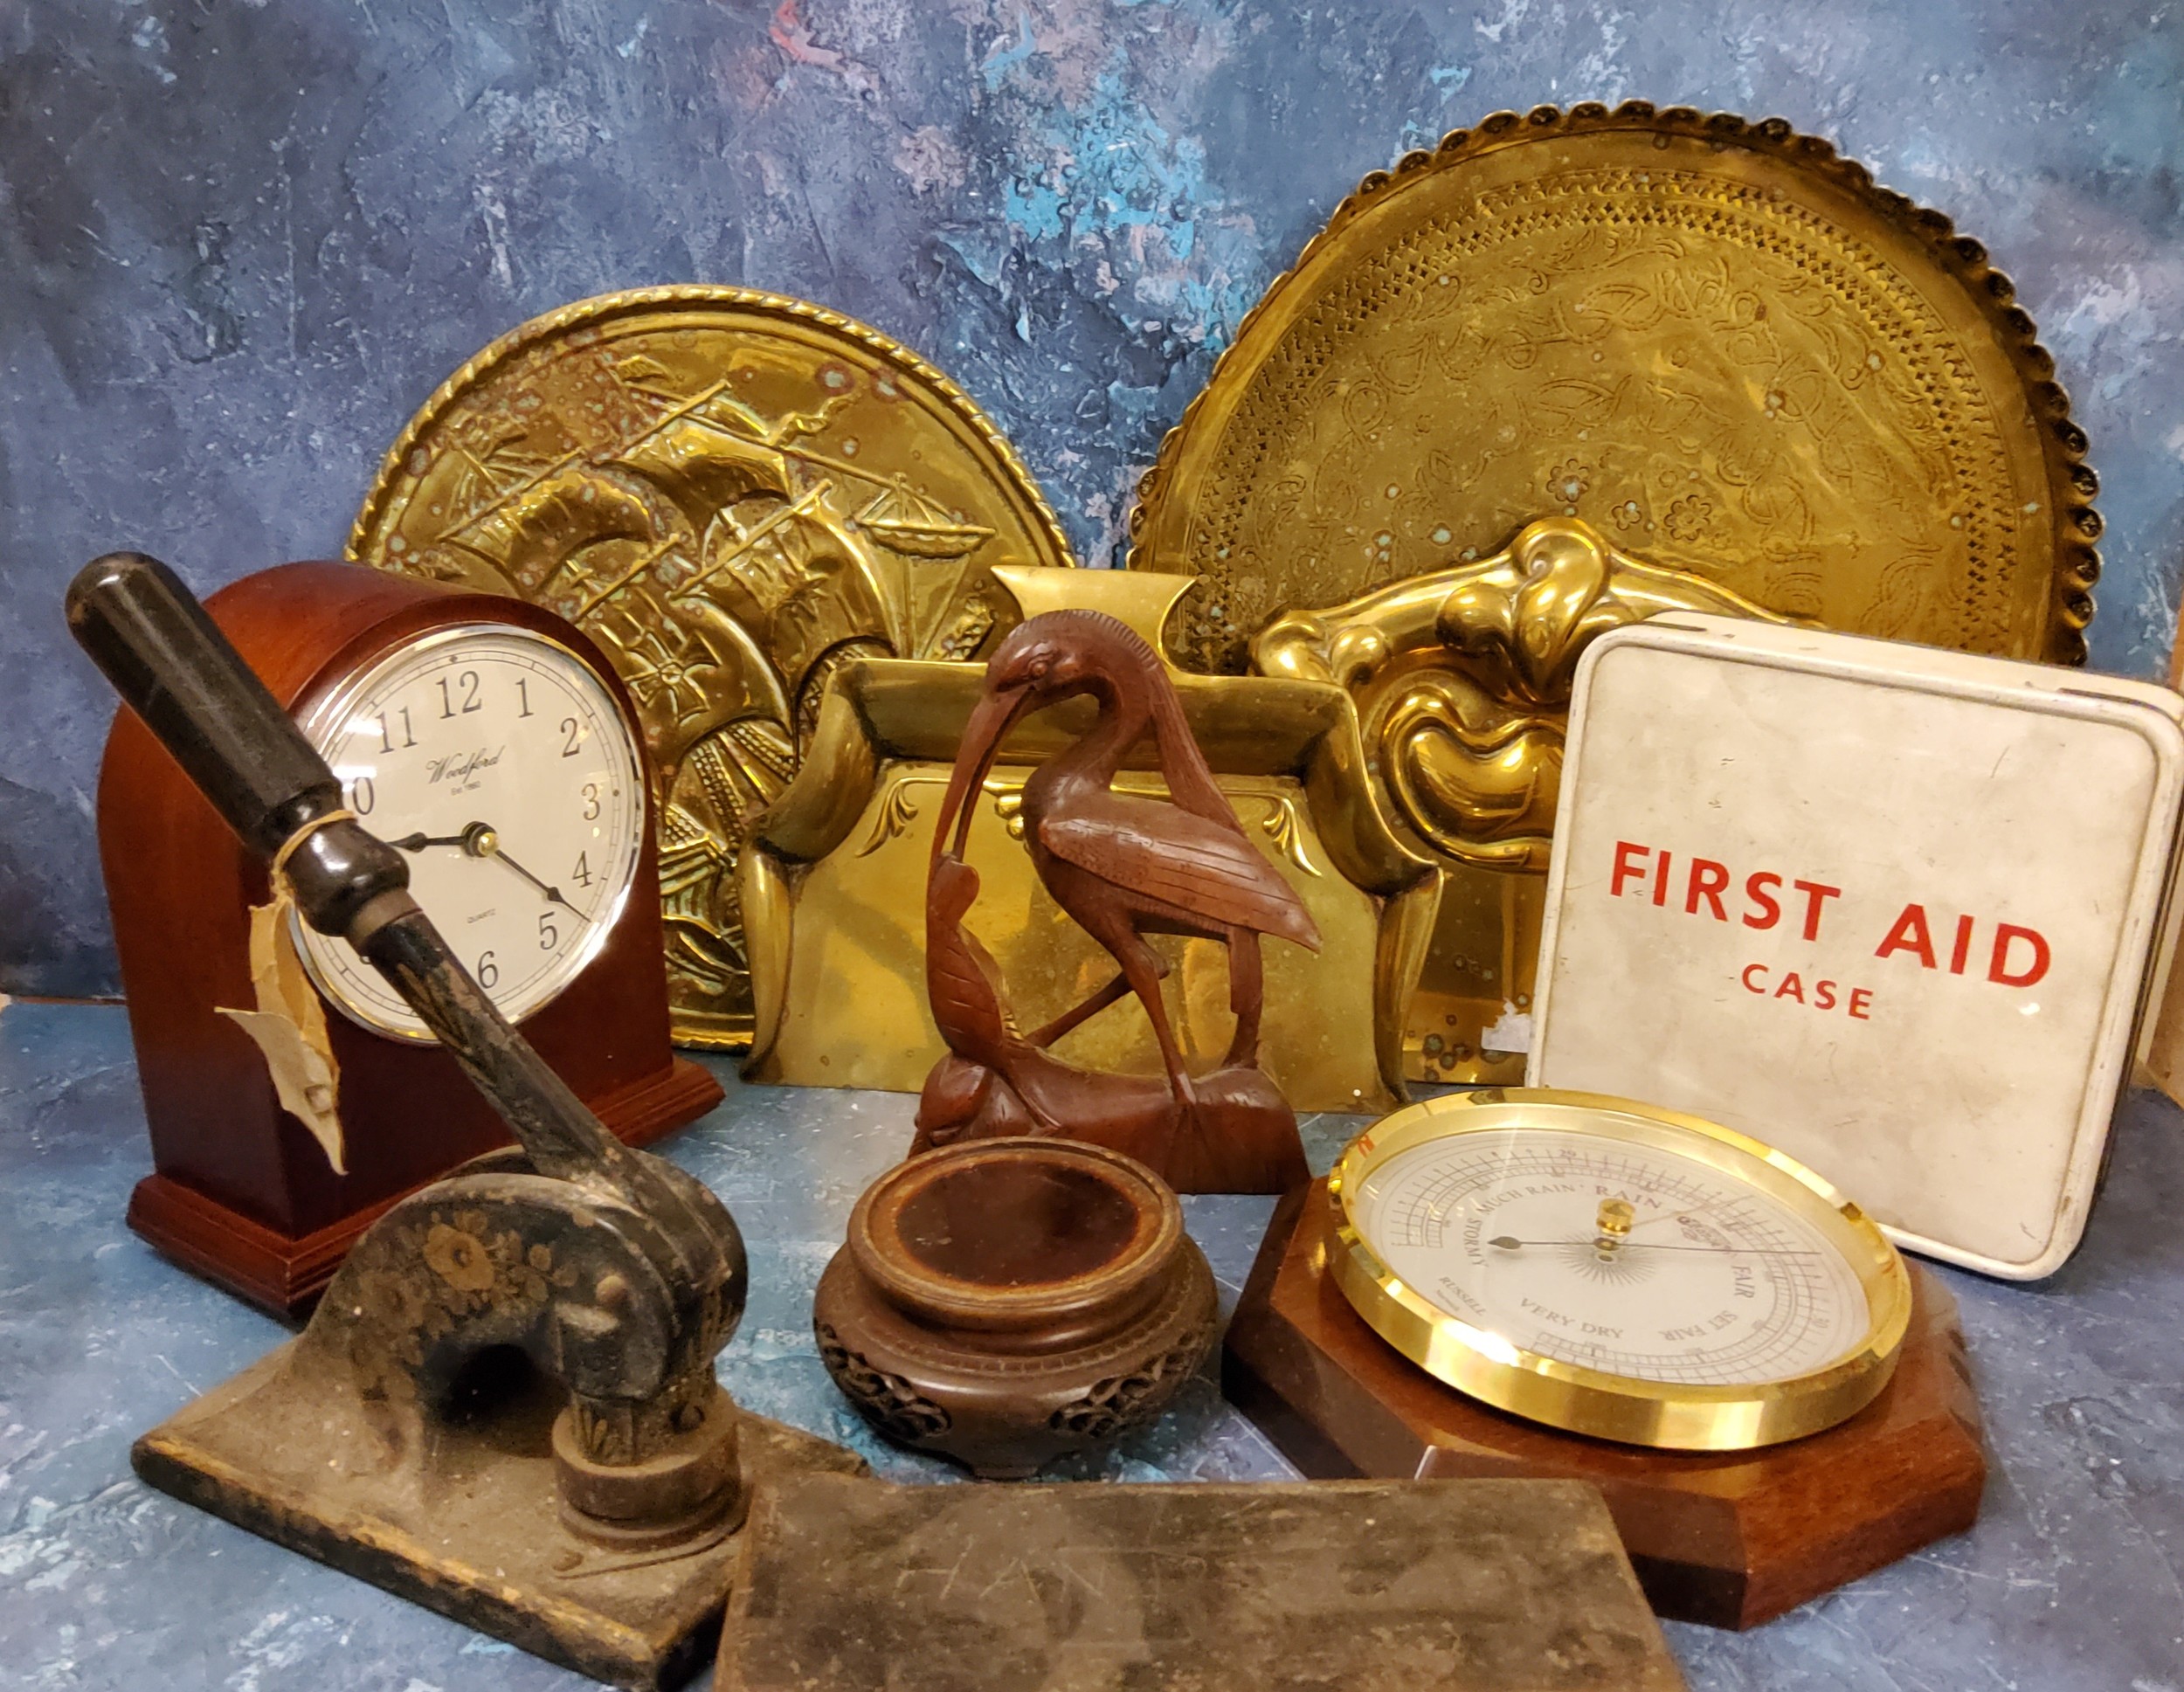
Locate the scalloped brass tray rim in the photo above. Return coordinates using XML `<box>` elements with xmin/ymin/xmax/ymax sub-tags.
<box><xmin>1326</xmin><ymin>1086</ymin><xmax>1912</xmax><ymax>1451</ymax></box>
<box><xmin>1128</xmin><ymin>100</ymin><xmax>2102</xmax><ymax>666</ymax></box>
<box><xmin>347</xmin><ymin>282</ymin><xmax>1075</xmax><ymax>580</ymax></box>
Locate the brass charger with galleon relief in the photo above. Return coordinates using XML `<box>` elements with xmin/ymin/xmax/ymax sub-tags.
<box><xmin>351</xmin><ymin>287</ymin><xmax>1075</xmax><ymax>1049</ymax></box>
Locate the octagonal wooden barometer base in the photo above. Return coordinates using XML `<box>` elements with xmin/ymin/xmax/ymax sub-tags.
<box><xmin>1224</xmin><ymin>1182</ymin><xmax>1987</xmax><ymax>1629</ymax></box>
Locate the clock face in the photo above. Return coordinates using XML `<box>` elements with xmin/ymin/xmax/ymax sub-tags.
<box><xmin>294</xmin><ymin>623</ymin><xmax>647</xmax><ymax>1041</ymax></box>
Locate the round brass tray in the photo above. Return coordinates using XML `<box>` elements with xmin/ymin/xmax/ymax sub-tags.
<box><xmin>1130</xmin><ymin>103</ymin><xmax>2100</xmax><ymax>672</ymax></box>
<box><xmin>1327</xmin><ymin>1088</ymin><xmax>1912</xmax><ymax>1450</ymax></box>
<box><xmin>349</xmin><ymin>287</ymin><xmax>1075</xmax><ymax>1049</ymax></box>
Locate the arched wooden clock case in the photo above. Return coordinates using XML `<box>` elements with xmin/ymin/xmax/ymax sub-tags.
<box><xmin>97</xmin><ymin>562</ymin><xmax>723</xmax><ymax>1316</ymax></box>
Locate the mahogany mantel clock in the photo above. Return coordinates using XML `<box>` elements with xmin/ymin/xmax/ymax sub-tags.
<box><xmin>97</xmin><ymin>562</ymin><xmax>722</xmax><ymax>1315</ymax></box>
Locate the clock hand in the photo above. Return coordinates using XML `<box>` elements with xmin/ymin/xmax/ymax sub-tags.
<box><xmin>386</xmin><ymin>830</ymin><xmax>471</xmax><ymax>852</ymax></box>
<box><xmin>460</xmin><ymin>822</ymin><xmax>585</xmax><ymax>917</ymax></box>
<box><xmin>493</xmin><ymin>848</ymin><xmax>584</xmax><ymax>914</ymax></box>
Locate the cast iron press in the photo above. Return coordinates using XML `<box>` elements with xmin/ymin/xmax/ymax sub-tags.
<box><xmin>68</xmin><ymin>553</ymin><xmax>858</xmax><ymax>1692</ymax></box>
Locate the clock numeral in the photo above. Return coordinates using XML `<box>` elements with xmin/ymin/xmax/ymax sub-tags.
<box><xmin>560</xmin><ymin>715</ymin><xmax>583</xmax><ymax>757</ymax></box>
<box><xmin>516</xmin><ymin>677</ymin><xmax>534</xmax><ymax>718</ymax></box>
<box><xmin>439</xmin><ymin>670</ymin><xmax>482</xmax><ymax>718</ymax></box>
<box><xmin>581</xmin><ymin>782</ymin><xmax>601</xmax><ymax>820</ymax></box>
<box><xmin>537</xmin><ymin>912</ymin><xmax>558</xmax><ymax>951</ymax></box>
<box><xmin>476</xmin><ymin>951</ymin><xmax>499</xmax><ymax>990</ymax></box>
<box><xmin>349</xmin><ymin>775</ymin><xmax>376</xmax><ymax>816</ymax></box>
<box><xmin>571</xmin><ymin>851</ymin><xmax>593</xmax><ymax>888</ymax></box>
<box><xmin>375</xmin><ymin>707</ymin><xmax>415</xmax><ymax>752</ymax></box>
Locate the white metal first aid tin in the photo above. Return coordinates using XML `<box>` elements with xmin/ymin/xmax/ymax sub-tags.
<box><xmin>1527</xmin><ymin>614</ymin><xmax>2184</xmax><ymax>1280</ymax></box>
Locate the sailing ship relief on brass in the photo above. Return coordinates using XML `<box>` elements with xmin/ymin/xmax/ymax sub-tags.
<box><xmin>350</xmin><ymin>287</ymin><xmax>1076</xmax><ymax>1048</ymax></box>
<box><xmin>1130</xmin><ymin>103</ymin><xmax>2101</xmax><ymax>673</ymax></box>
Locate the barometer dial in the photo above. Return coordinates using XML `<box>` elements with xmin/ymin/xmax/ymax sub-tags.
<box><xmin>293</xmin><ymin>624</ymin><xmax>646</xmax><ymax>1042</ymax></box>
<box><xmin>1328</xmin><ymin>1089</ymin><xmax>1910</xmax><ymax>1449</ymax></box>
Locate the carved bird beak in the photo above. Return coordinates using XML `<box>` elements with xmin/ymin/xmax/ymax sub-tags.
<box><xmin>933</xmin><ymin>679</ymin><xmax>1035</xmax><ymax>864</ymax></box>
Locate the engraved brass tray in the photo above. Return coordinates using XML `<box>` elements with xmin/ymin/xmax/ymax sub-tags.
<box><xmin>1130</xmin><ymin>102</ymin><xmax>2101</xmax><ymax>672</ymax></box>
<box><xmin>350</xmin><ymin>287</ymin><xmax>1075</xmax><ymax>1048</ymax></box>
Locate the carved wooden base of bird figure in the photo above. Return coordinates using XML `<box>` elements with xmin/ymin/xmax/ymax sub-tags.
<box><xmin>910</xmin><ymin>610</ymin><xmax>1315</xmax><ymax>1195</ymax></box>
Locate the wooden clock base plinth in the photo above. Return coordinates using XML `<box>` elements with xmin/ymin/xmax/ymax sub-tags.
<box><xmin>128</xmin><ymin>1054</ymin><xmax>722</xmax><ymax>1318</ymax></box>
<box><xmin>1224</xmin><ymin>1181</ymin><xmax>1987</xmax><ymax>1630</ymax></box>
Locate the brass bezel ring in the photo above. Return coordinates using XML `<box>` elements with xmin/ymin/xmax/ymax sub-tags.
<box><xmin>1327</xmin><ymin>1087</ymin><xmax>1911</xmax><ymax>1450</ymax></box>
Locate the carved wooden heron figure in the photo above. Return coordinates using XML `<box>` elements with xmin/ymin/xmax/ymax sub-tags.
<box><xmin>930</xmin><ymin>609</ymin><xmax>1322</xmax><ymax>1111</ymax></box>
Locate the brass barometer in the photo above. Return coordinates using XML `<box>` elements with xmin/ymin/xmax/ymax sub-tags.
<box><xmin>1328</xmin><ymin>1089</ymin><xmax>1911</xmax><ymax>1450</ymax></box>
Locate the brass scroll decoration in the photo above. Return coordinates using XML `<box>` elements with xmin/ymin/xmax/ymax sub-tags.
<box><xmin>1255</xmin><ymin>516</ymin><xmax>1797</xmax><ymax>872</ymax></box>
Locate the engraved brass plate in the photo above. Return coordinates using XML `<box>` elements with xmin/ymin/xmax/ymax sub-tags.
<box><xmin>1130</xmin><ymin>103</ymin><xmax>2101</xmax><ymax>673</ymax></box>
<box><xmin>350</xmin><ymin>287</ymin><xmax>1075</xmax><ymax>1048</ymax></box>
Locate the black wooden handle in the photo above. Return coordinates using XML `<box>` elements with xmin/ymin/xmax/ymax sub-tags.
<box><xmin>67</xmin><ymin>552</ymin><xmax>343</xmax><ymax>860</ymax></box>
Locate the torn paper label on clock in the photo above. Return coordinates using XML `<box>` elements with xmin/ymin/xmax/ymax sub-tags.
<box><xmin>218</xmin><ymin>895</ymin><xmax>346</xmax><ymax>1174</ymax></box>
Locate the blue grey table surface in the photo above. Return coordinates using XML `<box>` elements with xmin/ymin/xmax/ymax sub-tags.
<box><xmin>0</xmin><ymin>1000</ymin><xmax>2179</xmax><ymax>1691</ymax></box>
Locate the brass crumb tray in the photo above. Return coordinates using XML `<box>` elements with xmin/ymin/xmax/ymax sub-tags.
<box><xmin>135</xmin><ymin>1342</ymin><xmax>864</xmax><ymax>1691</ymax></box>
<box><xmin>1131</xmin><ymin>102</ymin><xmax>2100</xmax><ymax>672</ymax></box>
<box><xmin>349</xmin><ymin>287</ymin><xmax>1076</xmax><ymax>1052</ymax></box>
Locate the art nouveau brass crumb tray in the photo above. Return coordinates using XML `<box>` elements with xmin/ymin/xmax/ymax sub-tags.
<box><xmin>1254</xmin><ymin>515</ymin><xmax>1801</xmax><ymax>1084</ymax></box>
<box><xmin>349</xmin><ymin>287</ymin><xmax>1076</xmax><ymax>1052</ymax></box>
<box><xmin>1130</xmin><ymin>102</ymin><xmax>2100</xmax><ymax>671</ymax></box>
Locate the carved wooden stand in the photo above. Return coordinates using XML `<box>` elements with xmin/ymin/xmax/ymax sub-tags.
<box><xmin>814</xmin><ymin>1137</ymin><xmax>1218</xmax><ymax>1478</ymax></box>
<box><xmin>1224</xmin><ymin>1181</ymin><xmax>1988</xmax><ymax>1629</ymax></box>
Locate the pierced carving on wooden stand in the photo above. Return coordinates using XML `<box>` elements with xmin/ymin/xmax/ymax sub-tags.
<box><xmin>915</xmin><ymin>610</ymin><xmax>1316</xmax><ymax>1194</ymax></box>
<box><xmin>813</xmin><ymin>1137</ymin><xmax>1220</xmax><ymax>1479</ymax></box>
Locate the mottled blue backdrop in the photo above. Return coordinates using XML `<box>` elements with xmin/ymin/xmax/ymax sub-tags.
<box><xmin>3</xmin><ymin>0</ymin><xmax>2181</xmax><ymax>997</ymax></box>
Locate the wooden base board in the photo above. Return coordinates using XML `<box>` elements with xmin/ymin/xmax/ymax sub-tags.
<box><xmin>129</xmin><ymin>1054</ymin><xmax>722</xmax><ymax>1316</ymax></box>
<box><xmin>136</xmin><ymin>1343</ymin><xmax>861</xmax><ymax>1692</ymax></box>
<box><xmin>1223</xmin><ymin>1181</ymin><xmax>1988</xmax><ymax>1629</ymax></box>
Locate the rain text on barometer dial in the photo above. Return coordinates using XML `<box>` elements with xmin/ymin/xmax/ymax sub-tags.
<box><xmin>1351</xmin><ymin>1128</ymin><xmax>1872</xmax><ymax>1386</ymax></box>
<box><xmin>294</xmin><ymin>625</ymin><xmax>646</xmax><ymax>1040</ymax></box>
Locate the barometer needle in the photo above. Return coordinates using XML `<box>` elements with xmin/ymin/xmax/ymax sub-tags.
<box><xmin>1487</xmin><ymin>1236</ymin><xmax>1820</xmax><ymax>1256</ymax></box>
